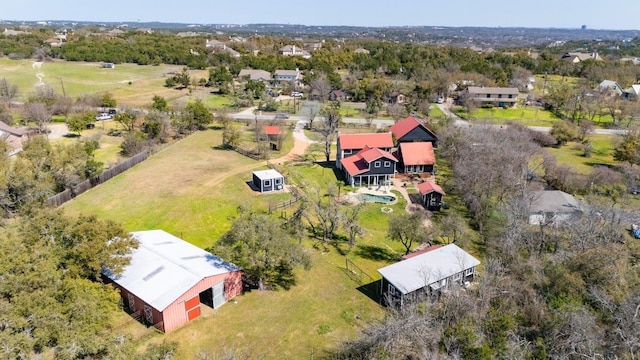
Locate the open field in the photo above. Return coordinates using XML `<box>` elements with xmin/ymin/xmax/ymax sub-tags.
<box><xmin>545</xmin><ymin>134</ymin><xmax>616</xmax><ymax>174</ymax></box>
<box><xmin>0</xmin><ymin>58</ymin><xmax>219</xmax><ymax>108</ymax></box>
<box><xmin>470</xmin><ymin>107</ymin><xmax>562</xmax><ymax>127</ymax></box>
<box><xmin>62</xmin><ymin>129</ymin><xmax>401</xmax><ymax>357</ymax></box>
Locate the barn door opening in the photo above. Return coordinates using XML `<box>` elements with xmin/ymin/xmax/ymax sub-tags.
<box><xmin>199</xmin><ymin>288</ymin><xmax>214</xmax><ymax>308</ymax></box>
<box><xmin>212</xmin><ymin>282</ymin><xmax>226</xmax><ymax>308</ymax></box>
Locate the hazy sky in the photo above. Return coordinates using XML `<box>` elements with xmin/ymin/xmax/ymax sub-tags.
<box><xmin>3</xmin><ymin>1</ymin><xmax>639</xmax><ymax>30</ymax></box>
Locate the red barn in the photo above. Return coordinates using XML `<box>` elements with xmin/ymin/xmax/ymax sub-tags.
<box><xmin>104</xmin><ymin>230</ymin><xmax>242</xmax><ymax>333</ymax></box>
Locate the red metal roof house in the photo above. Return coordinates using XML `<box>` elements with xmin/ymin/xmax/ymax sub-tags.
<box><xmin>104</xmin><ymin>230</ymin><xmax>242</xmax><ymax>333</ymax></box>
<box><xmin>340</xmin><ymin>146</ymin><xmax>398</xmax><ymax>187</ymax></box>
<box><xmin>394</xmin><ymin>142</ymin><xmax>436</xmax><ymax>174</ymax></box>
<box><xmin>335</xmin><ymin>132</ymin><xmax>393</xmax><ymax>169</ymax></box>
<box><xmin>389</xmin><ymin>116</ymin><xmax>438</xmax><ymax>147</ymax></box>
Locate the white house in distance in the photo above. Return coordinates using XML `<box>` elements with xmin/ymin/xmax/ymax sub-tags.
<box><xmin>278</xmin><ymin>45</ymin><xmax>311</xmax><ymax>59</ymax></box>
<box><xmin>252</xmin><ymin>169</ymin><xmax>284</xmax><ymax>192</ymax></box>
<box><xmin>378</xmin><ymin>244</ymin><xmax>480</xmax><ymax>309</ymax></box>
<box><xmin>273</xmin><ymin>69</ymin><xmax>303</xmax><ymax>87</ymax></box>
<box><xmin>103</xmin><ymin>230</ymin><xmax>243</xmax><ymax>333</ymax></box>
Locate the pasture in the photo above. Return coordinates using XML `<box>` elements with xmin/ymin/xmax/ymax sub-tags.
<box><xmin>0</xmin><ymin>58</ymin><xmax>219</xmax><ymax>108</ymax></box>
<box><xmin>62</xmin><ymin>128</ymin><xmax>416</xmax><ymax>357</ymax></box>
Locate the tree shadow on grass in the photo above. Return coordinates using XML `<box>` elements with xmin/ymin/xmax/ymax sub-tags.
<box><xmin>353</xmin><ymin>244</ymin><xmax>399</xmax><ymax>263</ymax></box>
<box><xmin>63</xmin><ymin>133</ymin><xmax>80</xmax><ymax>138</ymax></box>
<box><xmin>315</xmin><ymin>160</ymin><xmax>345</xmax><ymax>181</ymax></box>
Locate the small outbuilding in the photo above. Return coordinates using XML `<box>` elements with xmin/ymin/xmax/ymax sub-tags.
<box><xmin>417</xmin><ymin>181</ymin><xmax>446</xmax><ymax>211</ymax></box>
<box><xmin>378</xmin><ymin>244</ymin><xmax>480</xmax><ymax>309</ymax></box>
<box><xmin>103</xmin><ymin>230</ymin><xmax>242</xmax><ymax>333</ymax></box>
<box><xmin>252</xmin><ymin>169</ymin><xmax>284</xmax><ymax>192</ymax></box>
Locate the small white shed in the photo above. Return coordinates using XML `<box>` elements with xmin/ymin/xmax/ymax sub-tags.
<box><xmin>252</xmin><ymin>169</ymin><xmax>284</xmax><ymax>192</ymax></box>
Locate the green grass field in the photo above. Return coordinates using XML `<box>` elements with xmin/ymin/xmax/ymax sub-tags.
<box><xmin>62</xmin><ymin>129</ymin><xmax>399</xmax><ymax>357</ymax></box>
<box><xmin>470</xmin><ymin>107</ymin><xmax>561</xmax><ymax>127</ymax></box>
<box><xmin>0</xmin><ymin>58</ymin><xmax>224</xmax><ymax>108</ymax></box>
<box><xmin>545</xmin><ymin>134</ymin><xmax>617</xmax><ymax>174</ymax></box>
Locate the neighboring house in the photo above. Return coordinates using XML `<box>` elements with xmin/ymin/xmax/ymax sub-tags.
<box><xmin>278</xmin><ymin>45</ymin><xmax>311</xmax><ymax>58</ymax></box>
<box><xmin>176</xmin><ymin>31</ymin><xmax>200</xmax><ymax>37</ymax></box>
<box><xmin>46</xmin><ymin>38</ymin><xmax>63</xmax><ymax>47</ymax></box>
<box><xmin>620</xmin><ymin>57</ymin><xmax>640</xmax><ymax>66</ymax></box>
<box><xmin>464</xmin><ymin>86</ymin><xmax>519</xmax><ymax>107</ymax></box>
<box><xmin>340</xmin><ymin>146</ymin><xmax>398</xmax><ymax>187</ymax></box>
<box><xmin>303</xmin><ymin>39</ymin><xmax>323</xmax><ymax>51</ymax></box>
<box><xmin>336</xmin><ymin>132</ymin><xmax>394</xmax><ymax>169</ymax></box>
<box><xmin>273</xmin><ymin>69</ymin><xmax>303</xmax><ymax>87</ymax></box>
<box><xmin>394</xmin><ymin>142</ymin><xmax>435</xmax><ymax>174</ymax></box>
<box><xmin>238</xmin><ymin>69</ymin><xmax>272</xmax><ymax>83</ymax></box>
<box><xmin>252</xmin><ymin>169</ymin><xmax>285</xmax><ymax>192</ymax></box>
<box><xmin>378</xmin><ymin>244</ymin><xmax>480</xmax><ymax>308</ymax></box>
<box><xmin>0</xmin><ymin>121</ymin><xmax>30</xmax><ymax>153</ymax></box>
<box><xmin>624</xmin><ymin>84</ymin><xmax>640</xmax><ymax>98</ymax></box>
<box><xmin>206</xmin><ymin>39</ymin><xmax>240</xmax><ymax>58</ymax></box>
<box><xmin>103</xmin><ymin>230</ymin><xmax>242</xmax><ymax>333</ymax></box>
<box><xmin>560</xmin><ymin>52</ymin><xmax>603</xmax><ymax>63</ymax></box>
<box><xmin>597</xmin><ymin>80</ymin><xmax>624</xmax><ymax>96</ymax></box>
<box><xmin>390</xmin><ymin>115</ymin><xmax>438</xmax><ymax>147</ymax></box>
<box><xmin>386</xmin><ymin>91</ymin><xmax>405</xmax><ymax>104</ymax></box>
<box><xmin>528</xmin><ymin>190</ymin><xmax>583</xmax><ymax>225</ymax></box>
<box><xmin>417</xmin><ymin>181</ymin><xmax>445</xmax><ymax>211</ymax></box>
<box><xmin>354</xmin><ymin>47</ymin><xmax>370</xmax><ymax>55</ymax></box>
<box><xmin>329</xmin><ymin>89</ymin><xmax>352</xmax><ymax>102</ymax></box>
<box><xmin>3</xmin><ymin>28</ymin><xmax>29</xmax><ymax>36</ymax></box>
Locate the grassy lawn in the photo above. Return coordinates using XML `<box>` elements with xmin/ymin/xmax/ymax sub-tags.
<box><xmin>544</xmin><ymin>134</ymin><xmax>616</xmax><ymax>174</ymax></box>
<box><xmin>469</xmin><ymin>107</ymin><xmax>561</xmax><ymax>127</ymax></box>
<box><xmin>62</xmin><ymin>129</ymin><xmax>393</xmax><ymax>357</ymax></box>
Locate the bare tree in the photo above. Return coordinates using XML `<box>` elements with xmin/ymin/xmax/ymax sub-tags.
<box><xmin>299</xmin><ymin>100</ymin><xmax>322</xmax><ymax>130</ymax></box>
<box><xmin>386</xmin><ymin>103</ymin><xmax>406</xmax><ymax>122</ymax></box>
<box><xmin>23</xmin><ymin>102</ymin><xmax>51</xmax><ymax>134</ymax></box>
<box><xmin>318</xmin><ymin>101</ymin><xmax>341</xmax><ymax>163</ymax></box>
<box><xmin>309</xmin><ymin>72</ymin><xmax>332</xmax><ymax>102</ymax></box>
<box><xmin>0</xmin><ymin>78</ymin><xmax>18</xmax><ymax>104</ymax></box>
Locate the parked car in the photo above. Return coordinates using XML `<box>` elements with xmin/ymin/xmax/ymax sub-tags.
<box><xmin>630</xmin><ymin>184</ymin><xmax>640</xmax><ymax>195</ymax></box>
<box><xmin>275</xmin><ymin>112</ymin><xmax>289</xmax><ymax>119</ymax></box>
<box><xmin>436</xmin><ymin>97</ymin><xmax>444</xmax><ymax>104</ymax></box>
<box><xmin>95</xmin><ymin>113</ymin><xmax>113</xmax><ymax>121</ymax></box>
<box><xmin>291</xmin><ymin>91</ymin><xmax>303</xmax><ymax>98</ymax></box>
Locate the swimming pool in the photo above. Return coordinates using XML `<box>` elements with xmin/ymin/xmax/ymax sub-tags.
<box><xmin>358</xmin><ymin>193</ymin><xmax>397</xmax><ymax>204</ymax></box>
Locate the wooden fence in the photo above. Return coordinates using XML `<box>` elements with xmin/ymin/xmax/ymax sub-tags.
<box><xmin>45</xmin><ymin>151</ymin><xmax>149</xmax><ymax>207</ymax></box>
<box><xmin>232</xmin><ymin>146</ymin><xmax>266</xmax><ymax>160</ymax></box>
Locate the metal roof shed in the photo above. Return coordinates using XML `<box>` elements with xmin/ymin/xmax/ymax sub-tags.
<box><xmin>104</xmin><ymin>230</ymin><xmax>242</xmax><ymax>333</ymax></box>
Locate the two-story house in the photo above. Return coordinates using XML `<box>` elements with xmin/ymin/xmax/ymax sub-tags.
<box><xmin>340</xmin><ymin>146</ymin><xmax>398</xmax><ymax>188</ymax></box>
<box><xmin>390</xmin><ymin>116</ymin><xmax>438</xmax><ymax>174</ymax></box>
<box><xmin>278</xmin><ymin>45</ymin><xmax>311</xmax><ymax>59</ymax></box>
<box><xmin>238</xmin><ymin>69</ymin><xmax>272</xmax><ymax>83</ymax></box>
<box><xmin>336</xmin><ymin>133</ymin><xmax>394</xmax><ymax>169</ymax></box>
<box><xmin>273</xmin><ymin>69</ymin><xmax>303</xmax><ymax>87</ymax></box>
<box><xmin>464</xmin><ymin>86</ymin><xmax>519</xmax><ymax>107</ymax></box>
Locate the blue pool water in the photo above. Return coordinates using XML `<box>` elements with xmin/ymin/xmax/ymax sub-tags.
<box><xmin>358</xmin><ymin>193</ymin><xmax>396</xmax><ymax>204</ymax></box>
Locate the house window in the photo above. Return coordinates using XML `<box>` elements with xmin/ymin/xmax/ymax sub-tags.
<box><xmin>343</xmin><ymin>149</ymin><xmax>352</xmax><ymax>155</ymax></box>
<box><xmin>384</xmin><ymin>161</ymin><xmax>391</xmax><ymax>167</ymax></box>
<box><xmin>264</xmin><ymin>180</ymin><xmax>271</xmax><ymax>187</ymax></box>
<box><xmin>508</xmin><ymin>94</ymin><xmax>513</xmax><ymax>99</ymax></box>
<box><xmin>275</xmin><ymin>178</ymin><xmax>282</xmax><ymax>185</ymax></box>
<box><xmin>454</xmin><ymin>272</ymin><xmax>462</xmax><ymax>281</ymax></box>
<box><xmin>464</xmin><ymin>267</ymin><xmax>474</xmax><ymax>276</ymax></box>
<box><xmin>486</xmin><ymin>94</ymin><xmax>491</xmax><ymax>98</ymax></box>
<box><xmin>388</xmin><ymin>284</ymin><xmax>396</xmax><ymax>296</ymax></box>
<box><xmin>128</xmin><ymin>294</ymin><xmax>135</xmax><ymax>311</ymax></box>
<box><xmin>144</xmin><ymin>304</ymin><xmax>153</xmax><ymax>324</ymax></box>
<box><xmin>498</xmin><ymin>94</ymin><xmax>502</xmax><ymax>98</ymax></box>
<box><xmin>374</xmin><ymin>161</ymin><xmax>381</xmax><ymax>168</ymax></box>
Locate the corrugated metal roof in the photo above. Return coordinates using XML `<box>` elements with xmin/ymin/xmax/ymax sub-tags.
<box><xmin>378</xmin><ymin>244</ymin><xmax>480</xmax><ymax>295</ymax></box>
<box><xmin>106</xmin><ymin>230</ymin><xmax>240</xmax><ymax>311</ymax></box>
<box><xmin>253</xmin><ymin>169</ymin><xmax>283</xmax><ymax>180</ymax></box>
<box><xmin>417</xmin><ymin>181</ymin><xmax>445</xmax><ymax>195</ymax></box>
<box><xmin>338</xmin><ymin>133</ymin><xmax>393</xmax><ymax>150</ymax></box>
